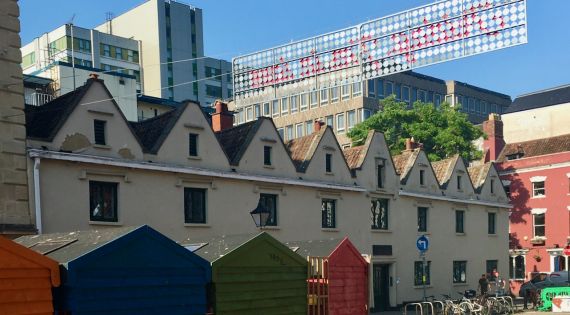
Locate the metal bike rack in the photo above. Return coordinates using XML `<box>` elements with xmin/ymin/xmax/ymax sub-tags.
<box><xmin>421</xmin><ymin>302</ymin><xmax>435</xmax><ymax>315</ymax></box>
<box><xmin>404</xmin><ymin>302</ymin><xmax>424</xmax><ymax>315</ymax></box>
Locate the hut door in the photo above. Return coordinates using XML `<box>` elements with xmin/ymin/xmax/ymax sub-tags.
<box><xmin>308</xmin><ymin>256</ymin><xmax>329</xmax><ymax>315</ymax></box>
<box><xmin>373</xmin><ymin>264</ymin><xmax>390</xmax><ymax>311</ymax></box>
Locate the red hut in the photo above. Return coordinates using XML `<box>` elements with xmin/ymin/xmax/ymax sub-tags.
<box><xmin>0</xmin><ymin>236</ymin><xmax>60</xmax><ymax>314</ymax></box>
<box><xmin>287</xmin><ymin>237</ymin><xmax>369</xmax><ymax>315</ymax></box>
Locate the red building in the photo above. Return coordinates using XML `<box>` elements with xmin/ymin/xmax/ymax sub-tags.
<box><xmin>488</xmin><ymin>115</ymin><xmax>570</xmax><ymax>295</ymax></box>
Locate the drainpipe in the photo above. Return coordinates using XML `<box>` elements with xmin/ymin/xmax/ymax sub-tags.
<box><xmin>33</xmin><ymin>157</ymin><xmax>43</xmax><ymax>234</ymax></box>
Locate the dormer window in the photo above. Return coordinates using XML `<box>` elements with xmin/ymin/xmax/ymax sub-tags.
<box><xmin>490</xmin><ymin>179</ymin><xmax>495</xmax><ymax>194</ymax></box>
<box><xmin>188</xmin><ymin>133</ymin><xmax>198</xmax><ymax>157</ymax></box>
<box><xmin>506</xmin><ymin>153</ymin><xmax>524</xmax><ymax>160</ymax></box>
<box><xmin>457</xmin><ymin>175</ymin><xmax>462</xmax><ymax>190</ymax></box>
<box><xmin>419</xmin><ymin>169</ymin><xmax>425</xmax><ymax>186</ymax></box>
<box><xmin>264</xmin><ymin>146</ymin><xmax>272</xmax><ymax>166</ymax></box>
<box><xmin>325</xmin><ymin>153</ymin><xmax>332</xmax><ymax>173</ymax></box>
<box><xmin>94</xmin><ymin>120</ymin><xmax>106</xmax><ymax>145</ymax></box>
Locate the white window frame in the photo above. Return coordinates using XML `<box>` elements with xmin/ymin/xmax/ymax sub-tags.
<box><xmin>385</xmin><ymin>81</ymin><xmax>394</xmax><ymax>97</ymax></box>
<box><xmin>281</xmin><ymin>97</ymin><xmax>289</xmax><ymax>115</ymax></box>
<box><xmin>300</xmin><ymin>93</ymin><xmax>308</xmax><ymax>111</ymax></box>
<box><xmin>532</xmin><ymin>180</ymin><xmax>546</xmax><ymax>198</ymax></box>
<box><xmin>347</xmin><ymin>110</ymin><xmax>356</xmax><ymax>130</ymax></box>
<box><xmin>310</xmin><ymin>91</ymin><xmax>318</xmax><ymax>108</ymax></box>
<box><xmin>331</xmin><ymin>87</ymin><xmax>339</xmax><ymax>103</ymax></box>
<box><xmin>272</xmin><ymin>99</ymin><xmax>280</xmax><ymax>117</ymax></box>
<box><xmin>291</xmin><ymin>95</ymin><xmax>299</xmax><ymax>113</ymax></box>
<box><xmin>341</xmin><ymin>84</ymin><xmax>350</xmax><ymax>100</ymax></box>
<box><xmin>532</xmin><ymin>211</ymin><xmax>546</xmax><ymax>238</ymax></box>
<box><xmin>336</xmin><ymin>113</ymin><xmax>345</xmax><ymax>134</ymax></box>
<box><xmin>320</xmin><ymin>88</ymin><xmax>329</xmax><ymax>105</ymax></box>
<box><xmin>296</xmin><ymin>123</ymin><xmax>304</xmax><ymax>138</ymax></box>
<box><xmin>402</xmin><ymin>86</ymin><xmax>410</xmax><ymax>102</ymax></box>
<box><xmin>352</xmin><ymin>82</ymin><xmax>362</xmax><ymax>97</ymax></box>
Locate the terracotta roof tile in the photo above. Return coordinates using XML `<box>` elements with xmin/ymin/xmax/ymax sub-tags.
<box><xmin>285</xmin><ymin>129</ymin><xmax>325</xmax><ymax>172</ymax></box>
<box><xmin>431</xmin><ymin>155</ymin><xmax>458</xmax><ymax>188</ymax></box>
<box><xmin>392</xmin><ymin>149</ymin><xmax>420</xmax><ymax>182</ymax></box>
<box><xmin>343</xmin><ymin>146</ymin><xmax>366</xmax><ymax>170</ymax></box>
<box><xmin>467</xmin><ymin>163</ymin><xmax>492</xmax><ymax>193</ymax></box>
<box><xmin>497</xmin><ymin>133</ymin><xmax>570</xmax><ymax>162</ymax></box>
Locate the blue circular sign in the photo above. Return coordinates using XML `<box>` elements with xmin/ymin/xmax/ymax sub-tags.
<box><xmin>416</xmin><ymin>235</ymin><xmax>429</xmax><ymax>252</ymax></box>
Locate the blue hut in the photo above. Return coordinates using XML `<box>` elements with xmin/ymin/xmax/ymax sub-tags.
<box><xmin>16</xmin><ymin>225</ymin><xmax>210</xmax><ymax>315</ymax></box>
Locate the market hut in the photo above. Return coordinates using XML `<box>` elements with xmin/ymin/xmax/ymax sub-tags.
<box><xmin>286</xmin><ymin>237</ymin><xmax>369</xmax><ymax>315</ymax></box>
<box><xmin>0</xmin><ymin>236</ymin><xmax>60</xmax><ymax>315</ymax></box>
<box><xmin>193</xmin><ymin>232</ymin><xmax>307</xmax><ymax>315</ymax></box>
<box><xmin>16</xmin><ymin>225</ymin><xmax>210</xmax><ymax>315</ymax></box>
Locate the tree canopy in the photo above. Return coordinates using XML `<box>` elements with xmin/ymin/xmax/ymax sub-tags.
<box><xmin>347</xmin><ymin>97</ymin><xmax>484</xmax><ymax>161</ymax></box>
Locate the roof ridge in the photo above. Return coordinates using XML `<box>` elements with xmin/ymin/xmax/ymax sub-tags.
<box><xmin>516</xmin><ymin>84</ymin><xmax>570</xmax><ymax>98</ymax></box>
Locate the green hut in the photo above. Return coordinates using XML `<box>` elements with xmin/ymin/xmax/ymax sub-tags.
<box><xmin>194</xmin><ymin>232</ymin><xmax>307</xmax><ymax>315</ymax></box>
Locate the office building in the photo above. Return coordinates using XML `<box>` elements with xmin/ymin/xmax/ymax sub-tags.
<box><xmin>231</xmin><ymin>71</ymin><xmax>512</xmax><ymax>146</ymax></box>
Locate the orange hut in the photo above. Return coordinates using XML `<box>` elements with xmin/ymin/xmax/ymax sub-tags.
<box><xmin>0</xmin><ymin>236</ymin><xmax>60</xmax><ymax>315</ymax></box>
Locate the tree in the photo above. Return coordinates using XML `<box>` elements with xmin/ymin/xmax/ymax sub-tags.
<box><xmin>347</xmin><ymin>96</ymin><xmax>484</xmax><ymax>161</ymax></box>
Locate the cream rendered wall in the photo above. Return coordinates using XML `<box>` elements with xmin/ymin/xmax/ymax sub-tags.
<box><xmin>25</xmin><ymin>83</ymin><xmax>510</xmax><ymax>304</ymax></box>
<box><xmin>353</xmin><ymin>132</ymin><xmax>399</xmax><ymax>195</ymax></box>
<box><xmin>233</xmin><ymin>119</ymin><xmax>298</xmax><ymax>179</ymax></box>
<box><xmin>32</xmin><ymin>81</ymin><xmax>143</xmax><ymax>159</ymax></box>
<box><xmin>444</xmin><ymin>160</ymin><xmax>476</xmax><ymax>200</ymax></box>
<box><xmin>150</xmin><ymin>103</ymin><xmax>229</xmax><ymax>170</ymax></box>
<box><xmin>303</xmin><ymin>128</ymin><xmax>354</xmax><ymax>185</ymax></box>
<box><xmin>403</xmin><ymin>151</ymin><xmax>442</xmax><ymax>195</ymax></box>
<box><xmin>502</xmin><ymin>103</ymin><xmax>570</xmax><ymax>143</ymax></box>
<box><xmin>477</xmin><ymin>166</ymin><xmax>509</xmax><ymax>204</ymax></box>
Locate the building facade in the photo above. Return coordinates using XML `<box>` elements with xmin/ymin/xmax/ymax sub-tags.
<box><xmin>502</xmin><ymin>85</ymin><xmax>570</xmax><ymax>143</ymax></box>
<box><xmin>0</xmin><ymin>0</ymin><xmax>35</xmax><ymax>237</ymax></box>
<box><xmin>231</xmin><ymin>71</ymin><xmax>512</xmax><ymax>146</ymax></box>
<box><xmin>95</xmin><ymin>0</ymin><xmax>232</xmax><ymax>105</ymax></box>
<box><xmin>21</xmin><ymin>24</ymin><xmax>141</xmax><ymax>120</ymax></box>
<box><xmin>24</xmin><ymin>77</ymin><xmax>510</xmax><ymax>308</ymax></box>
<box><xmin>494</xmin><ymin>133</ymin><xmax>570</xmax><ymax>296</ymax></box>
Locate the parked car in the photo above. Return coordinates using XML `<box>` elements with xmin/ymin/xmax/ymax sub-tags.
<box><xmin>519</xmin><ymin>271</ymin><xmax>570</xmax><ymax>297</ymax></box>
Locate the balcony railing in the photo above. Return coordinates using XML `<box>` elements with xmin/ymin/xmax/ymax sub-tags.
<box><xmin>25</xmin><ymin>93</ymin><xmax>54</xmax><ymax>106</ymax></box>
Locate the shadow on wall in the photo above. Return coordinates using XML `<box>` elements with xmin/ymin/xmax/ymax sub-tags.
<box><xmin>504</xmin><ymin>165</ymin><xmax>531</xmax><ymax>225</ymax></box>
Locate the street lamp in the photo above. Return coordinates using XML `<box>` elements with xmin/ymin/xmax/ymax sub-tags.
<box><xmin>250</xmin><ymin>200</ymin><xmax>270</xmax><ymax>228</ymax></box>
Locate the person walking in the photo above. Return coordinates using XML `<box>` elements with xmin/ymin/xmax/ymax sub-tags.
<box><xmin>478</xmin><ymin>273</ymin><xmax>489</xmax><ymax>296</ymax></box>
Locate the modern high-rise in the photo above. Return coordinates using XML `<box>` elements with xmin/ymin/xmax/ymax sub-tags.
<box><xmin>230</xmin><ymin>71</ymin><xmax>512</xmax><ymax>146</ymax></box>
<box><xmin>95</xmin><ymin>0</ymin><xmax>232</xmax><ymax>106</ymax></box>
<box><xmin>21</xmin><ymin>24</ymin><xmax>142</xmax><ymax>120</ymax></box>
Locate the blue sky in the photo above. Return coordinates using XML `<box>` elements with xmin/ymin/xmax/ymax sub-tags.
<box><xmin>20</xmin><ymin>0</ymin><xmax>569</xmax><ymax>99</ymax></box>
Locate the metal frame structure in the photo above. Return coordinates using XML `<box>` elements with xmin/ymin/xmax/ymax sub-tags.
<box><xmin>232</xmin><ymin>0</ymin><xmax>527</xmax><ymax>106</ymax></box>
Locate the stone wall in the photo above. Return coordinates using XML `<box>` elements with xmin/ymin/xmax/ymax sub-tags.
<box><xmin>0</xmin><ymin>0</ymin><xmax>34</xmax><ymax>237</ymax></box>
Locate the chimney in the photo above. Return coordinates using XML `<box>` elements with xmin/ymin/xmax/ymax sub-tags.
<box><xmin>211</xmin><ymin>100</ymin><xmax>234</xmax><ymax>132</ymax></box>
<box><xmin>313</xmin><ymin>120</ymin><xmax>325</xmax><ymax>133</ymax></box>
<box><xmin>483</xmin><ymin>113</ymin><xmax>505</xmax><ymax>162</ymax></box>
<box><xmin>405</xmin><ymin>137</ymin><xmax>422</xmax><ymax>151</ymax></box>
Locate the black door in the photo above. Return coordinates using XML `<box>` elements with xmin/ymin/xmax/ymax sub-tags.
<box><xmin>373</xmin><ymin>264</ymin><xmax>391</xmax><ymax>311</ymax></box>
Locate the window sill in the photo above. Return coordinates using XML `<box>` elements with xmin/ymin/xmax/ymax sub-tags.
<box><xmin>187</xmin><ymin>156</ymin><xmax>202</xmax><ymax>161</ymax></box>
<box><xmin>325</xmin><ymin>172</ymin><xmax>334</xmax><ymax>176</ymax></box>
<box><xmin>93</xmin><ymin>144</ymin><xmax>112</xmax><ymax>150</ymax></box>
<box><xmin>413</xmin><ymin>285</ymin><xmax>433</xmax><ymax>289</ymax></box>
<box><xmin>184</xmin><ymin>223</ymin><xmax>210</xmax><ymax>228</ymax></box>
<box><xmin>456</xmin><ymin>232</ymin><xmax>466</xmax><ymax>236</ymax></box>
<box><xmin>488</xmin><ymin>233</ymin><xmax>498</xmax><ymax>237</ymax></box>
<box><xmin>531</xmin><ymin>195</ymin><xmax>546</xmax><ymax>199</ymax></box>
<box><xmin>263</xmin><ymin>165</ymin><xmax>275</xmax><ymax>169</ymax></box>
<box><xmin>260</xmin><ymin>226</ymin><xmax>281</xmax><ymax>230</ymax></box>
<box><xmin>89</xmin><ymin>220</ymin><xmax>122</xmax><ymax>226</ymax></box>
<box><xmin>418</xmin><ymin>232</ymin><xmax>430</xmax><ymax>236</ymax></box>
<box><xmin>321</xmin><ymin>228</ymin><xmax>339</xmax><ymax>232</ymax></box>
<box><xmin>372</xmin><ymin>229</ymin><xmax>392</xmax><ymax>233</ymax></box>
<box><xmin>453</xmin><ymin>282</ymin><xmax>469</xmax><ymax>287</ymax></box>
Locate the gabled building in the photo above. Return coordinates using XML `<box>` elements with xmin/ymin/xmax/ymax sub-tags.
<box><xmin>494</xmin><ymin>133</ymin><xmax>570</xmax><ymax>296</ymax></box>
<box><xmin>23</xmin><ymin>77</ymin><xmax>510</xmax><ymax>308</ymax></box>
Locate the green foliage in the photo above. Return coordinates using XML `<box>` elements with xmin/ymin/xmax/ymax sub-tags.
<box><xmin>347</xmin><ymin>96</ymin><xmax>484</xmax><ymax>161</ymax></box>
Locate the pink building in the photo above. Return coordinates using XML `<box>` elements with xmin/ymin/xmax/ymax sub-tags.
<box><xmin>490</xmin><ymin>121</ymin><xmax>570</xmax><ymax>295</ymax></box>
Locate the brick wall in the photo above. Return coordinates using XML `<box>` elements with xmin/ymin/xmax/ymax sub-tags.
<box><xmin>0</xmin><ymin>0</ymin><xmax>34</xmax><ymax>237</ymax></box>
